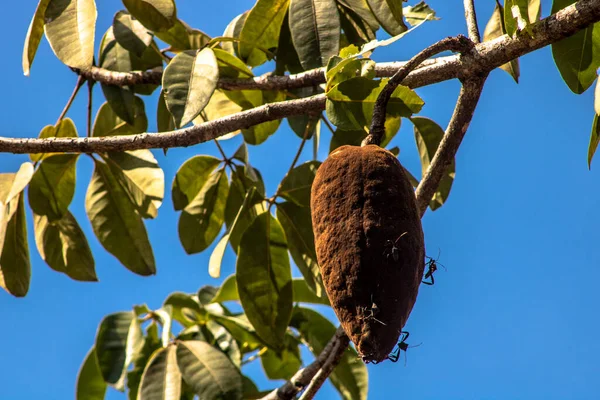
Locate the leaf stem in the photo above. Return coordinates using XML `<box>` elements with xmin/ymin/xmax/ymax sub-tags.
<box><xmin>56</xmin><ymin>75</ymin><xmax>86</xmax><ymax>125</ymax></box>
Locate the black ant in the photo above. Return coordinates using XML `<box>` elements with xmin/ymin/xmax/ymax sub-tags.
<box><xmin>387</xmin><ymin>331</ymin><xmax>421</xmax><ymax>365</ymax></box>
<box><xmin>422</xmin><ymin>250</ymin><xmax>446</xmax><ymax>285</ymax></box>
<box><xmin>384</xmin><ymin>232</ymin><xmax>408</xmax><ymax>262</ymax></box>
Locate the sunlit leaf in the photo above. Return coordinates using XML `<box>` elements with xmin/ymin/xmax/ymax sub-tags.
<box><xmin>178</xmin><ymin>168</ymin><xmax>229</xmax><ymax>254</ymax></box>
<box><xmin>176</xmin><ymin>341</ymin><xmax>243</xmax><ymax>400</ymax></box>
<box><xmin>86</xmin><ymin>160</ymin><xmax>155</xmax><ymax>275</ymax></box>
<box><xmin>0</xmin><ymin>193</ymin><xmax>30</xmax><ymax>297</ymax></box>
<box><xmin>403</xmin><ymin>1</ymin><xmax>438</xmax><ymax>26</ymax></box>
<box><xmin>260</xmin><ymin>335</ymin><xmax>302</xmax><ymax>380</ymax></box>
<box><xmin>504</xmin><ymin>0</ymin><xmax>530</xmax><ymax>37</ymax></box>
<box><xmin>44</xmin><ymin>0</ymin><xmax>97</xmax><ymax>69</ymax></box>
<box><xmin>127</xmin><ymin>322</ymin><xmax>163</xmax><ymax>400</ymax></box>
<box><xmin>276</xmin><ymin>201</ymin><xmax>325</xmax><ymax>298</ymax></box>
<box><xmin>113</xmin><ymin>10</ymin><xmax>153</xmax><ymax>57</ymax></box>
<box><xmin>34</xmin><ymin>212</ymin><xmax>96</xmax><ymax>281</ymax></box>
<box><xmin>239</xmin><ymin>0</ymin><xmax>289</xmax><ymax>66</ymax></box>
<box><xmin>156</xmin><ymin>18</ymin><xmax>211</xmax><ymax>51</ymax></box>
<box><xmin>236</xmin><ymin>212</ymin><xmax>292</xmax><ymax>350</ymax></box>
<box><xmin>278</xmin><ymin>161</ymin><xmax>320</xmax><ymax>207</ymax></box>
<box><xmin>291</xmin><ymin>307</ymin><xmax>368</xmax><ymax>400</ymax></box>
<box><xmin>222</xmin><ymin>12</ymin><xmax>248</xmax><ymax>56</ymax></box>
<box><xmin>76</xmin><ymin>347</ymin><xmax>107</xmax><ymax>400</ymax></box>
<box><xmin>551</xmin><ymin>0</ymin><xmax>600</xmax><ymax>94</ymax></box>
<box><xmin>162</xmin><ymin>48</ymin><xmax>219</xmax><ymax>127</ymax></box>
<box><xmin>172</xmin><ymin>155</ymin><xmax>222</xmax><ymax>211</ymax></box>
<box><xmin>483</xmin><ymin>1</ymin><xmax>520</xmax><ymax>83</ymax></box>
<box><xmin>138</xmin><ymin>346</ymin><xmax>181</xmax><ymax>400</ymax></box>
<box><xmin>122</xmin><ymin>0</ymin><xmax>176</xmax><ymax>32</ymax></box>
<box><xmin>365</xmin><ymin>0</ymin><xmax>407</xmax><ymax>36</ymax></box>
<box><xmin>22</xmin><ymin>0</ymin><xmax>52</xmax><ymax>75</ymax></box>
<box><xmin>412</xmin><ymin>116</ymin><xmax>455</xmax><ymax>211</ymax></box>
<box><xmin>289</xmin><ymin>0</ymin><xmax>340</xmax><ymax>70</ymax></box>
<box><xmin>588</xmin><ymin>114</ymin><xmax>600</xmax><ymax>169</ymax></box>
<box><xmin>28</xmin><ymin>154</ymin><xmax>78</xmax><ymax>221</ymax></box>
<box><xmin>92</xmin><ymin>99</ymin><xmax>148</xmax><ymax>138</ymax></box>
<box><xmin>157</xmin><ymin>90</ymin><xmax>176</xmax><ymax>133</ymax></box>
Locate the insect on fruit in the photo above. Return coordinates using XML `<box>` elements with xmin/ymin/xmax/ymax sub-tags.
<box><xmin>384</xmin><ymin>232</ymin><xmax>408</xmax><ymax>262</ymax></box>
<box><xmin>422</xmin><ymin>250</ymin><xmax>447</xmax><ymax>286</ymax></box>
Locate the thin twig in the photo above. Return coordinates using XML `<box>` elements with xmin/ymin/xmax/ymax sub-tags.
<box><xmin>463</xmin><ymin>0</ymin><xmax>481</xmax><ymax>43</ymax></box>
<box><xmin>415</xmin><ymin>76</ymin><xmax>487</xmax><ymax>216</ymax></box>
<box><xmin>56</xmin><ymin>75</ymin><xmax>85</xmax><ymax>125</ymax></box>
<box><xmin>86</xmin><ymin>80</ymin><xmax>94</xmax><ymax>137</ymax></box>
<box><xmin>363</xmin><ymin>35</ymin><xmax>474</xmax><ymax>146</ymax></box>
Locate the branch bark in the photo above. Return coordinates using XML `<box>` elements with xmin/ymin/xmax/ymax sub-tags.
<box><xmin>463</xmin><ymin>0</ymin><xmax>481</xmax><ymax>43</ymax></box>
<box><xmin>3</xmin><ymin>0</ymin><xmax>600</xmax><ymax>154</ymax></box>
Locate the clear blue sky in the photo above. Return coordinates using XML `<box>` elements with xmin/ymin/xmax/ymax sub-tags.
<box><xmin>2</xmin><ymin>1</ymin><xmax>599</xmax><ymax>399</ymax></box>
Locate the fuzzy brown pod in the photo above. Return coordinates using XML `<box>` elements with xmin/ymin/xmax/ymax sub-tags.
<box><xmin>311</xmin><ymin>145</ymin><xmax>425</xmax><ymax>363</ymax></box>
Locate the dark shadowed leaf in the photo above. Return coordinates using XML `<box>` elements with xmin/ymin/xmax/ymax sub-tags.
<box><xmin>260</xmin><ymin>335</ymin><xmax>302</xmax><ymax>380</ymax></box>
<box><xmin>241</xmin><ymin>91</ymin><xmax>286</xmax><ymax>145</ymax></box>
<box><xmin>279</xmin><ymin>161</ymin><xmax>320</xmax><ymax>207</ymax></box>
<box><xmin>92</xmin><ymin>99</ymin><xmax>148</xmax><ymax>138</ymax></box>
<box><xmin>104</xmin><ymin>150</ymin><xmax>164</xmax><ymax>219</ymax></box>
<box><xmin>291</xmin><ymin>307</ymin><xmax>368</xmax><ymax>400</ymax></box>
<box><xmin>339</xmin><ymin>0</ymin><xmax>379</xmax><ymax>31</ymax></box>
<box><xmin>239</xmin><ymin>0</ymin><xmax>290</xmax><ymax>66</ymax></box>
<box><xmin>76</xmin><ymin>347</ymin><xmax>107</xmax><ymax>400</ymax></box>
<box><xmin>163</xmin><ymin>292</ymin><xmax>204</xmax><ymax>328</ymax></box>
<box><xmin>326</xmin><ymin>77</ymin><xmax>424</xmax><ymax>130</ymax></box>
<box><xmin>172</xmin><ymin>155</ymin><xmax>222</xmax><ymax>211</ymax></box>
<box><xmin>289</xmin><ymin>0</ymin><xmax>340</xmax><ymax>70</ymax></box>
<box><xmin>22</xmin><ymin>0</ymin><xmax>51</xmax><ymax>75</ymax></box>
<box><xmin>403</xmin><ymin>1</ymin><xmax>438</xmax><ymax>26</ymax></box>
<box><xmin>276</xmin><ymin>201</ymin><xmax>324</xmax><ymax>298</ymax></box>
<box><xmin>412</xmin><ymin>116</ymin><xmax>455</xmax><ymax>211</ymax></box>
<box><xmin>122</xmin><ymin>0</ymin><xmax>176</xmax><ymax>32</ymax></box>
<box><xmin>30</xmin><ymin>118</ymin><xmax>78</xmax><ymax>162</ymax></box>
<box><xmin>95</xmin><ymin>312</ymin><xmax>144</xmax><ymax>391</ymax></box>
<box><xmin>176</xmin><ymin>341</ymin><xmax>243</xmax><ymax>400</ymax></box>
<box><xmin>276</xmin><ymin>11</ymin><xmax>304</xmax><ymax>74</ymax></box>
<box><xmin>588</xmin><ymin>114</ymin><xmax>600</xmax><ymax>169</ymax></box>
<box><xmin>483</xmin><ymin>1</ymin><xmax>519</xmax><ymax>83</ymax></box>
<box><xmin>337</xmin><ymin>2</ymin><xmax>376</xmax><ymax>46</ymax></box>
<box><xmin>86</xmin><ymin>161</ymin><xmax>155</xmax><ymax>275</ymax></box>
<box><xmin>44</xmin><ymin>0</ymin><xmax>96</xmax><ymax>69</ymax></box>
<box><xmin>208</xmin><ymin>313</ymin><xmax>265</xmax><ymax>354</ymax></box>
<box><xmin>28</xmin><ymin>154</ymin><xmax>78</xmax><ymax>221</ymax></box>
<box><xmin>113</xmin><ymin>10</ymin><xmax>153</xmax><ymax>56</ymax></box>
<box><xmin>157</xmin><ymin>90</ymin><xmax>176</xmax><ymax>133</ymax></box>
<box><xmin>551</xmin><ymin>0</ymin><xmax>600</xmax><ymax>94</ymax></box>
<box><xmin>34</xmin><ymin>212</ymin><xmax>96</xmax><ymax>281</ymax></box>
<box><xmin>127</xmin><ymin>322</ymin><xmax>162</xmax><ymax>400</ymax></box>
<box><xmin>162</xmin><ymin>48</ymin><xmax>219</xmax><ymax>127</ymax></box>
<box><xmin>178</xmin><ymin>168</ymin><xmax>229</xmax><ymax>254</ymax></box>
<box><xmin>236</xmin><ymin>213</ymin><xmax>292</xmax><ymax>350</ymax></box>
<box><xmin>222</xmin><ymin>12</ymin><xmax>248</xmax><ymax>56</ymax></box>
<box><xmin>365</xmin><ymin>0</ymin><xmax>407</xmax><ymax>36</ymax></box>
<box><xmin>138</xmin><ymin>346</ymin><xmax>181</xmax><ymax>400</ymax></box>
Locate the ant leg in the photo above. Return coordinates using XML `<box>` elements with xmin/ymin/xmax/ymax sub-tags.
<box><xmin>387</xmin><ymin>346</ymin><xmax>400</xmax><ymax>363</ymax></box>
<box><xmin>400</xmin><ymin>331</ymin><xmax>410</xmax><ymax>342</ymax></box>
<box><xmin>422</xmin><ymin>276</ymin><xmax>433</xmax><ymax>285</ymax></box>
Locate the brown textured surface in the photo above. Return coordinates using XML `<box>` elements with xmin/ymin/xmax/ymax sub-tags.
<box><xmin>311</xmin><ymin>145</ymin><xmax>425</xmax><ymax>363</ymax></box>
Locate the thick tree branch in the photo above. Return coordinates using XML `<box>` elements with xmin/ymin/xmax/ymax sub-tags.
<box><xmin>415</xmin><ymin>77</ymin><xmax>487</xmax><ymax>216</ymax></box>
<box><xmin>464</xmin><ymin>0</ymin><xmax>481</xmax><ymax>43</ymax></box>
<box><xmin>363</xmin><ymin>35</ymin><xmax>474</xmax><ymax>146</ymax></box>
<box><xmin>4</xmin><ymin>0</ymin><xmax>600</xmax><ymax>154</ymax></box>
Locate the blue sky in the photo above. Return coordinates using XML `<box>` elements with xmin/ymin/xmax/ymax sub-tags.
<box><xmin>2</xmin><ymin>0</ymin><xmax>600</xmax><ymax>399</ymax></box>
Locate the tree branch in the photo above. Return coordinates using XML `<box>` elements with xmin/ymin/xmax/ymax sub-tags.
<box><xmin>4</xmin><ymin>0</ymin><xmax>600</xmax><ymax>154</ymax></box>
<box><xmin>463</xmin><ymin>0</ymin><xmax>481</xmax><ymax>43</ymax></box>
<box><xmin>363</xmin><ymin>35</ymin><xmax>474</xmax><ymax>146</ymax></box>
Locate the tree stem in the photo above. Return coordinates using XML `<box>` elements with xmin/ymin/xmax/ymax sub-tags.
<box><xmin>56</xmin><ymin>75</ymin><xmax>85</xmax><ymax>125</ymax></box>
<box><xmin>463</xmin><ymin>0</ymin><xmax>481</xmax><ymax>43</ymax></box>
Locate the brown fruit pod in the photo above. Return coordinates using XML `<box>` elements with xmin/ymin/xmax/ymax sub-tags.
<box><xmin>311</xmin><ymin>145</ymin><xmax>425</xmax><ymax>363</ymax></box>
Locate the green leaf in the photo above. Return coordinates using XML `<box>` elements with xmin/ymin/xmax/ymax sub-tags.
<box><xmin>287</xmin><ymin>88</ymin><xmax>322</xmax><ymax>139</ymax></box>
<box><xmin>204</xmin><ymin>320</ymin><xmax>242</xmax><ymax>368</ymax></box>
<box><xmin>412</xmin><ymin>116</ymin><xmax>455</xmax><ymax>211</ymax></box>
<box><xmin>128</xmin><ymin>322</ymin><xmax>162</xmax><ymax>400</ymax></box>
<box><xmin>483</xmin><ymin>1</ymin><xmax>520</xmax><ymax>83</ymax></box>
<box><xmin>95</xmin><ymin>312</ymin><xmax>144</xmax><ymax>391</ymax></box>
<box><xmin>44</xmin><ymin>0</ymin><xmax>97</xmax><ymax>69</ymax></box>
<box><xmin>157</xmin><ymin>90</ymin><xmax>176</xmax><ymax>133</ymax></box>
<box><xmin>358</xmin><ymin>15</ymin><xmax>430</xmax><ymax>55</ymax></box>
<box><xmin>122</xmin><ymin>0</ymin><xmax>176</xmax><ymax>32</ymax></box>
<box><xmin>239</xmin><ymin>0</ymin><xmax>290</xmax><ymax>66</ymax></box>
<box><xmin>325</xmin><ymin>57</ymin><xmax>375</xmax><ymax>92</ymax></box>
<box><xmin>236</xmin><ymin>212</ymin><xmax>292</xmax><ymax>350</ymax></box>
<box><xmin>338</xmin><ymin>0</ymin><xmax>379</xmax><ymax>31</ymax></box>
<box><xmin>34</xmin><ymin>212</ymin><xmax>97</xmax><ymax>281</ymax></box>
<box><xmin>154</xmin><ymin>306</ymin><xmax>174</xmax><ymax>347</ymax></box>
<box><xmin>326</xmin><ymin>77</ymin><xmax>424</xmax><ymax>130</ymax></box>
<box><xmin>278</xmin><ymin>161</ymin><xmax>320</xmax><ymax>207</ymax></box>
<box><xmin>403</xmin><ymin>1</ymin><xmax>439</xmax><ymax>26</ymax></box>
<box><xmin>156</xmin><ymin>18</ymin><xmax>211</xmax><ymax>51</ymax></box>
<box><xmin>589</xmin><ymin>114</ymin><xmax>600</xmax><ymax>169</ymax></box>
<box><xmin>260</xmin><ymin>335</ymin><xmax>302</xmax><ymax>380</ymax></box>
<box><xmin>211</xmin><ymin>275</ymin><xmax>239</xmax><ymax>303</ymax></box>
<box><xmin>241</xmin><ymin>91</ymin><xmax>286</xmax><ymax>145</ymax></box>
<box><xmin>86</xmin><ymin>160</ymin><xmax>155</xmax><ymax>276</ymax></box>
<box><xmin>178</xmin><ymin>168</ymin><xmax>229</xmax><ymax>254</ymax></box>
<box><xmin>22</xmin><ymin>0</ymin><xmax>52</xmax><ymax>76</ymax></box>
<box><xmin>138</xmin><ymin>346</ymin><xmax>181</xmax><ymax>400</ymax></box>
<box><xmin>222</xmin><ymin>12</ymin><xmax>248</xmax><ymax>56</ymax></box>
<box><xmin>551</xmin><ymin>0</ymin><xmax>600</xmax><ymax>94</ymax></box>
<box><xmin>193</xmin><ymin>90</ymin><xmax>243</xmax><ymax>137</ymax></box>
<box><xmin>366</xmin><ymin>0</ymin><xmax>407</xmax><ymax>36</ymax></box>
<box><xmin>92</xmin><ymin>99</ymin><xmax>148</xmax><ymax>138</ymax></box>
<box><xmin>28</xmin><ymin>154</ymin><xmax>78</xmax><ymax>221</ymax></box>
<box><xmin>163</xmin><ymin>292</ymin><xmax>204</xmax><ymax>327</ymax></box>
<box><xmin>30</xmin><ymin>118</ymin><xmax>78</xmax><ymax>162</ymax></box>
<box><xmin>276</xmin><ymin>201</ymin><xmax>325</xmax><ymax>298</ymax></box>
<box><xmin>162</xmin><ymin>48</ymin><xmax>219</xmax><ymax>127</ymax></box>
<box><xmin>291</xmin><ymin>307</ymin><xmax>368</xmax><ymax>400</ymax></box>
<box><xmin>113</xmin><ymin>10</ymin><xmax>153</xmax><ymax>57</ymax></box>
<box><xmin>172</xmin><ymin>155</ymin><xmax>222</xmax><ymax>211</ymax></box>
<box><xmin>0</xmin><ymin>193</ymin><xmax>30</xmax><ymax>297</ymax></box>
<box><xmin>329</xmin><ymin>118</ymin><xmax>402</xmax><ymax>152</ymax></box>
<box><xmin>103</xmin><ymin>150</ymin><xmax>165</xmax><ymax>219</ymax></box>
<box><xmin>276</xmin><ymin>11</ymin><xmax>304</xmax><ymax>74</ymax></box>
<box><xmin>504</xmin><ymin>0</ymin><xmax>530</xmax><ymax>37</ymax></box>
<box><xmin>207</xmin><ymin>314</ymin><xmax>265</xmax><ymax>354</ymax></box>
<box><xmin>176</xmin><ymin>341</ymin><xmax>243</xmax><ymax>400</ymax></box>
<box><xmin>596</xmin><ymin>78</ymin><xmax>600</xmax><ymax>116</ymax></box>
<box><xmin>76</xmin><ymin>347</ymin><xmax>107</xmax><ymax>400</ymax></box>
<box><xmin>289</xmin><ymin>0</ymin><xmax>340</xmax><ymax>70</ymax></box>
<box><xmin>337</xmin><ymin>3</ymin><xmax>376</xmax><ymax>46</ymax></box>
